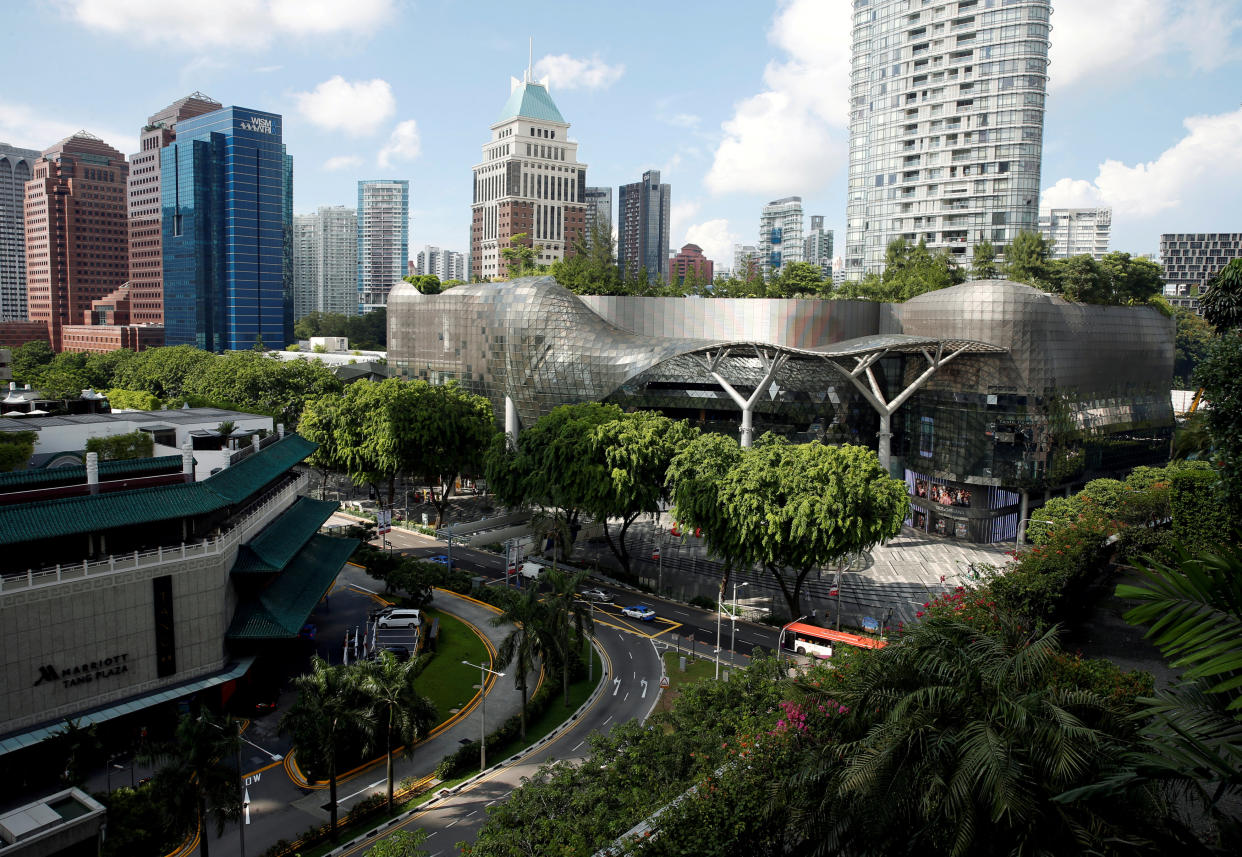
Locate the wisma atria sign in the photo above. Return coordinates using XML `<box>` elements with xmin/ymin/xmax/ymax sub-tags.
<box><xmin>241</xmin><ymin>115</ymin><xmax>273</xmax><ymax>134</ymax></box>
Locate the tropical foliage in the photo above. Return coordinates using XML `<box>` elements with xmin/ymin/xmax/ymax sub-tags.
<box><xmin>294</xmin><ymin>307</ymin><xmax>387</xmax><ymax>349</ymax></box>
<box><xmin>85</xmin><ymin>429</ymin><xmax>154</xmax><ymax>461</ymax></box>
<box><xmin>359</xmin><ymin>652</ymin><xmax>437</xmax><ymax>811</ymax></box>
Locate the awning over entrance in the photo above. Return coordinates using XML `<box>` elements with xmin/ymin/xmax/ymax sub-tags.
<box><xmin>0</xmin><ymin>657</ymin><xmax>255</xmax><ymax>757</ymax></box>
<box><xmin>227</xmin><ymin>534</ymin><xmax>358</xmax><ymax>639</ymax></box>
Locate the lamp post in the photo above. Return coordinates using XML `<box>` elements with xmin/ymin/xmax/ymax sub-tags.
<box><xmin>730</xmin><ymin>582</ymin><xmax>749</xmax><ymax>669</ymax></box>
<box><xmin>1015</xmin><ymin>517</ymin><xmax>1055</xmax><ymax>546</ymax></box>
<box><xmin>462</xmin><ymin>660</ymin><xmax>505</xmax><ymax>771</ymax></box>
<box><xmin>203</xmin><ymin>717</ymin><xmax>281</xmax><ymax>857</ymax></box>
<box><xmin>778</xmin><ymin>615</ymin><xmax>808</xmax><ymax>664</ymax></box>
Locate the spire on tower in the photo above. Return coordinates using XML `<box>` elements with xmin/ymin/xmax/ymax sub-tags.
<box><xmin>526</xmin><ymin>37</ymin><xmax>533</xmax><ymax>83</ymax></box>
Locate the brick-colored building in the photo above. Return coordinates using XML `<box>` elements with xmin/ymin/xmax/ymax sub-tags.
<box><xmin>668</xmin><ymin>243</ymin><xmax>714</xmax><ymax>286</ymax></box>
<box><xmin>24</xmin><ymin>132</ymin><xmax>129</xmax><ymax>351</ymax></box>
<box><xmin>0</xmin><ymin>320</ymin><xmax>50</xmax><ymax>350</ymax></box>
<box><xmin>61</xmin><ymin>282</ymin><xmax>163</xmax><ymax>353</ymax></box>
<box><xmin>127</xmin><ymin>93</ymin><xmax>222</xmax><ymax>327</ymax></box>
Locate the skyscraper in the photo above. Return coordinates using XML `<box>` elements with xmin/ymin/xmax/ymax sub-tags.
<box><xmin>1</xmin><ymin>143</ymin><xmax>40</xmax><ymax>321</ymax></box>
<box><xmin>127</xmin><ymin>92</ymin><xmax>222</xmax><ymax>328</ymax></box>
<box><xmin>24</xmin><ymin>132</ymin><xmax>129</xmax><ymax>351</ymax></box>
<box><xmin>617</xmin><ymin>170</ymin><xmax>670</xmax><ymax>282</ymax></box>
<box><xmin>1038</xmin><ymin>208</ymin><xmax>1111</xmax><ymax>259</ymax></box>
<box><xmin>161</xmin><ymin>106</ymin><xmax>292</xmax><ymax>351</ymax></box>
<box><xmin>1160</xmin><ymin>233</ymin><xmax>1242</xmax><ymax>313</ymax></box>
<box><xmin>844</xmin><ymin>0</ymin><xmax>1051</xmax><ymax>279</ymax></box>
<box><xmin>584</xmin><ymin>186</ymin><xmax>612</xmax><ymax>247</ymax></box>
<box><xmin>470</xmin><ymin>67</ymin><xmax>588</xmax><ymax>280</ymax></box>
<box><xmin>293</xmin><ymin>206</ymin><xmax>358</xmax><ymax>320</ymax></box>
<box><xmin>668</xmin><ymin>244</ymin><xmax>714</xmax><ymax>285</ymax></box>
<box><xmin>803</xmin><ymin>214</ymin><xmax>834</xmax><ymax>277</ymax></box>
<box><xmin>759</xmin><ymin>196</ymin><xmax>804</xmax><ymax>276</ymax></box>
<box><xmin>357</xmin><ymin>179</ymin><xmax>409</xmax><ymax>311</ymax></box>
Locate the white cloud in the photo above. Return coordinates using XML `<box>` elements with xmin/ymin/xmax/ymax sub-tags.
<box><xmin>1041</xmin><ymin>106</ymin><xmax>1242</xmax><ymax>239</ymax></box>
<box><xmin>254</xmin><ymin>65</ymin><xmax>283</xmax><ymax>73</ymax></box>
<box><xmin>59</xmin><ymin>0</ymin><xmax>394</xmax><ymax>49</ymax></box>
<box><xmin>323</xmin><ymin>155</ymin><xmax>363</xmax><ymax>171</ymax></box>
<box><xmin>377</xmin><ymin>120</ymin><xmax>421</xmax><ymax>169</ymax></box>
<box><xmin>667</xmin><ymin>113</ymin><xmax>700</xmax><ymax>129</ymax></box>
<box><xmin>533</xmin><ymin>54</ymin><xmax>624</xmax><ymax>90</ymax></box>
<box><xmin>294</xmin><ymin>77</ymin><xmax>395</xmax><ymax>136</ymax></box>
<box><xmin>683</xmin><ymin>219</ymin><xmax>740</xmax><ymax>268</ymax></box>
<box><xmin>0</xmin><ymin>99</ymin><xmax>129</xmax><ymax>153</ymax></box>
<box><xmin>670</xmin><ymin>200</ymin><xmax>702</xmax><ymax>249</ymax></box>
<box><xmin>1049</xmin><ymin>0</ymin><xmax>1242</xmax><ymax>92</ymax></box>
<box><xmin>705</xmin><ymin>0</ymin><xmax>850</xmax><ymax>196</ymax></box>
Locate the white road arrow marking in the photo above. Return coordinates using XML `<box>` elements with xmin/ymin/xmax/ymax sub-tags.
<box><xmin>612</xmin><ymin>678</ymin><xmax>621</xmax><ymax>696</ymax></box>
<box><xmin>641</xmin><ymin>679</ymin><xmax>648</xmax><ymax>698</ymax></box>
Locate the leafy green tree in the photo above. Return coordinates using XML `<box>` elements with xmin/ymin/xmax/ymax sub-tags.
<box><xmin>782</xmin><ymin>612</ymin><xmax>1177</xmax><ymax>857</ymax></box>
<box><xmin>360</xmin><ymin>652</ymin><xmax>438</xmax><ymax>811</ymax></box>
<box><xmin>294</xmin><ymin>308</ymin><xmax>387</xmax><ymax>349</ymax></box>
<box><xmin>9</xmin><ymin>339</ymin><xmax>54</xmax><ymax>384</ymax></box>
<box><xmin>1174</xmin><ymin>307</ymin><xmax>1215</xmax><ymax>386</ymax></box>
<box><xmin>491</xmin><ymin>586</ymin><xmax>554</xmax><ymax>739</ymax></box>
<box><xmin>835</xmin><ymin>237</ymin><xmax>962</xmax><ymax>302</ymax></box>
<box><xmin>972</xmin><ymin>239</ymin><xmax>998</xmax><ymax>279</ymax></box>
<box><xmin>0</xmin><ymin>430</ymin><xmax>36</xmax><ymax>472</ymax></box>
<box><xmin>1003</xmin><ymin>229</ymin><xmax>1057</xmax><ymax>289</ymax></box>
<box><xmin>104</xmin><ymin>388</ymin><xmax>162</xmax><ymax>410</ymax></box>
<box><xmin>768</xmin><ymin>261</ymin><xmax>827</xmax><ymax>298</ymax></box>
<box><xmin>110</xmin><ymin>345</ymin><xmax>216</xmax><ymax>399</ymax></box>
<box><xmin>542</xmin><ymin>567</ymin><xmax>593</xmax><ymax>707</ymax></box>
<box><xmin>298</xmin><ymin>393</ymin><xmax>346</xmax><ymax>498</ymax></box>
<box><xmin>1194</xmin><ymin>331</ymin><xmax>1242</xmax><ymax>513</ymax></box>
<box><xmin>142</xmin><ymin>711</ymin><xmax>241</xmax><ymax>857</ymax></box>
<box><xmin>587</xmin><ymin>411</ymin><xmax>699</xmax><ymax>575</ymax></box>
<box><xmin>182</xmin><ymin>350</ymin><xmax>342</xmax><ymax>427</ymax></box>
<box><xmin>551</xmin><ymin>227</ymin><xmax>623</xmax><ymax>295</ymax></box>
<box><xmin>486</xmin><ymin>403</ymin><xmax>622</xmax><ymax>557</ymax></box>
<box><xmin>501</xmin><ymin>233</ymin><xmax>541</xmax><ymax>278</ymax></box>
<box><xmin>280</xmin><ymin>657</ymin><xmax>376</xmax><ymax>841</ymax></box>
<box><xmin>1050</xmin><ymin>254</ymin><xmax>1111</xmax><ymax>303</ymax></box>
<box><xmin>405</xmin><ymin>381</ymin><xmax>496</xmax><ymax>527</ymax></box>
<box><xmin>669</xmin><ymin>435</ymin><xmax>908</xmax><ymax>618</ymax></box>
<box><xmin>1200</xmin><ymin>257</ymin><xmax>1242</xmax><ymax>333</ymax></box>
<box><xmin>331</xmin><ymin>378</ymin><xmax>410</xmax><ymax>505</ymax></box>
<box><xmin>1100</xmin><ymin>251</ymin><xmax>1164</xmax><ymax>303</ymax></box>
<box><xmin>403</xmin><ymin>274</ymin><xmax>442</xmax><ymax>295</ymax></box>
<box><xmin>86</xmin><ymin>429</ymin><xmax>154</xmax><ymax>461</ymax></box>
<box><xmin>365</xmin><ymin>829</ymin><xmax>429</xmax><ymax>856</ymax></box>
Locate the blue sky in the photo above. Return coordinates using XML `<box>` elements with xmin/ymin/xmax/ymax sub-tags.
<box><xmin>2</xmin><ymin>0</ymin><xmax>1240</xmax><ymax>268</ymax></box>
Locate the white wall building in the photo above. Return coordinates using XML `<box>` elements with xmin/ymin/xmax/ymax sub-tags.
<box><xmin>415</xmin><ymin>245</ymin><xmax>466</xmax><ymax>282</ymax></box>
<box><xmin>357</xmin><ymin>180</ymin><xmax>409</xmax><ymax>312</ymax></box>
<box><xmin>804</xmin><ymin>215</ymin><xmax>834</xmax><ymax>277</ymax></box>
<box><xmin>1038</xmin><ymin>208</ymin><xmax>1111</xmax><ymax>259</ymax></box>
<box><xmin>845</xmin><ymin>0</ymin><xmax>1052</xmax><ymax>279</ymax></box>
<box><xmin>759</xmin><ymin>197</ymin><xmax>804</xmax><ymax>276</ymax></box>
<box><xmin>293</xmin><ymin>205</ymin><xmax>358</xmax><ymax>319</ymax></box>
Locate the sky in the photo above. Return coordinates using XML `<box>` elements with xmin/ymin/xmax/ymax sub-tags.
<box><xmin>2</xmin><ymin>0</ymin><xmax>1240</xmax><ymax>268</ymax></box>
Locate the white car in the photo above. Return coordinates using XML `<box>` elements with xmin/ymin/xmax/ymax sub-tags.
<box><xmin>621</xmin><ymin>605</ymin><xmax>656</xmax><ymax>621</ymax></box>
<box><xmin>579</xmin><ymin>588</ymin><xmax>613</xmax><ymax>604</ymax></box>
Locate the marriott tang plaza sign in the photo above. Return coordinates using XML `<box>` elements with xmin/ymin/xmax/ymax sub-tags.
<box><xmin>33</xmin><ymin>653</ymin><xmax>130</xmax><ymax>689</ymax></box>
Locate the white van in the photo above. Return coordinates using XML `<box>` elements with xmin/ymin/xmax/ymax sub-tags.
<box><xmin>376</xmin><ymin>608</ymin><xmax>421</xmax><ymax>629</ymax></box>
<box><xmin>518</xmin><ymin>561</ymin><xmax>546</xmax><ymax>581</ymax></box>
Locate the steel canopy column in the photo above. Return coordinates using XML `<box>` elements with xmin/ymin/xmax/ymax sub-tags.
<box><xmin>504</xmin><ymin>394</ymin><xmax>518</xmax><ymax>445</ymax></box>
<box><xmin>703</xmin><ymin>347</ymin><xmax>788</xmax><ymax>448</ymax></box>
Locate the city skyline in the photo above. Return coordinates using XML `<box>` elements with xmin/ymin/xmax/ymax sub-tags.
<box><xmin>0</xmin><ymin>1</ymin><xmax>1239</xmax><ymax>269</ymax></box>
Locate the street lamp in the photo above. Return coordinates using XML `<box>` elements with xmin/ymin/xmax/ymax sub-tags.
<box><xmin>730</xmin><ymin>582</ymin><xmax>749</xmax><ymax>669</ymax></box>
<box><xmin>1016</xmin><ymin>517</ymin><xmax>1055</xmax><ymax>546</ymax></box>
<box><xmin>202</xmin><ymin>717</ymin><xmax>281</xmax><ymax>857</ymax></box>
<box><xmin>462</xmin><ymin>660</ymin><xmax>505</xmax><ymax>771</ymax></box>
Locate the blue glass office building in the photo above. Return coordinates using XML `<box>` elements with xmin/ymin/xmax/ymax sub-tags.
<box><xmin>162</xmin><ymin>106</ymin><xmax>293</xmax><ymax>351</ymax></box>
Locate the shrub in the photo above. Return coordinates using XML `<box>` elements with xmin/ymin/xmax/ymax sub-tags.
<box><xmin>85</xmin><ymin>429</ymin><xmax>154</xmax><ymax>461</ymax></box>
<box><xmin>688</xmin><ymin>595</ymin><xmax>716</xmax><ymax>610</ymax></box>
<box><xmin>1046</xmin><ymin>652</ymin><xmax>1154</xmax><ymax>712</ymax></box>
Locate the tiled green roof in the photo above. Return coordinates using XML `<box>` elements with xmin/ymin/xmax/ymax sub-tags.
<box><xmin>231</xmin><ymin>496</ymin><xmax>338</xmax><ymax>573</ymax></box>
<box><xmin>227</xmin><ymin>534</ymin><xmax>358</xmax><ymax>639</ymax></box>
<box><xmin>0</xmin><ymin>434</ymin><xmax>316</xmax><ymax>547</ymax></box>
<box><xmin>0</xmin><ymin>455</ymin><xmax>183</xmax><ymax>491</ymax></box>
<box><xmin>496</xmin><ymin>81</ymin><xmax>564</xmax><ymax>124</ymax></box>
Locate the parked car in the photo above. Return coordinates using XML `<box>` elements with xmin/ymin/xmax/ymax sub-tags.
<box><xmin>580</xmin><ymin>588</ymin><xmax>613</xmax><ymax>604</ymax></box>
<box><xmin>622</xmin><ymin>605</ymin><xmax>657</xmax><ymax>621</ymax></box>
<box><xmin>519</xmin><ymin>561</ymin><xmax>546</xmax><ymax>580</ymax></box>
<box><xmin>376</xmin><ymin>608</ymin><xmax>422</xmax><ymax>629</ymax></box>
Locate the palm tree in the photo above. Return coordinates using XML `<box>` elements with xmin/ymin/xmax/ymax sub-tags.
<box><xmin>543</xmin><ymin>567</ymin><xmax>593</xmax><ymax>707</ymax></box>
<box><xmin>280</xmin><ymin>657</ymin><xmax>376</xmax><ymax>841</ymax></box>
<box><xmin>492</xmin><ymin>586</ymin><xmax>554</xmax><ymax>739</ymax></box>
<box><xmin>359</xmin><ymin>651</ymin><xmax>438</xmax><ymax>812</ymax></box>
<box><xmin>141</xmin><ymin>711</ymin><xmax>240</xmax><ymax>857</ymax></box>
<box><xmin>783</xmin><ymin>612</ymin><xmax>1172</xmax><ymax>856</ymax></box>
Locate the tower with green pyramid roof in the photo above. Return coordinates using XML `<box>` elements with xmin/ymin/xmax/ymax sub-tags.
<box><xmin>470</xmin><ymin>57</ymin><xmax>588</xmax><ymax>281</ymax></box>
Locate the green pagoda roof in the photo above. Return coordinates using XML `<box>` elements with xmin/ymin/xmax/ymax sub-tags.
<box><xmin>226</xmin><ymin>534</ymin><xmax>358</xmax><ymax>639</ymax></box>
<box><xmin>232</xmin><ymin>496</ymin><xmax>338</xmax><ymax>573</ymax></box>
<box><xmin>0</xmin><ymin>455</ymin><xmax>183</xmax><ymax>492</ymax></box>
<box><xmin>496</xmin><ymin>81</ymin><xmax>564</xmax><ymax>124</ymax></box>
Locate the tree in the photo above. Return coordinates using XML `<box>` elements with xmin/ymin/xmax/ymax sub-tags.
<box><xmin>587</xmin><ymin>411</ymin><xmax>699</xmax><ymax>575</ymax></box>
<box><xmin>835</xmin><ymin>237</ymin><xmax>963</xmax><ymax>302</ymax></box>
<box><xmin>543</xmin><ymin>567</ymin><xmax>593</xmax><ymax>707</ymax></box>
<box><xmin>501</xmin><ymin>233</ymin><xmax>541</xmax><ymax>278</ymax></box>
<box><xmin>404</xmin><ymin>381</ymin><xmax>496</xmax><ymax>527</ymax></box>
<box><xmin>365</xmin><ymin>829</ymin><xmax>429</xmax><ymax>856</ymax></box>
<box><xmin>109</xmin><ymin>345</ymin><xmax>216</xmax><ymax>400</ymax></box>
<box><xmin>551</xmin><ymin>227</ymin><xmax>623</xmax><ymax>295</ymax></box>
<box><xmin>104</xmin><ymin>388</ymin><xmax>163</xmax><ymax>410</ymax></box>
<box><xmin>332</xmin><ymin>378</ymin><xmax>410</xmax><ymax>505</ymax></box>
<box><xmin>1194</xmin><ymin>331</ymin><xmax>1242</xmax><ymax>514</ymax></box>
<box><xmin>1003</xmin><ymin>229</ymin><xmax>1057</xmax><ymax>288</ymax></box>
<box><xmin>280</xmin><ymin>657</ymin><xmax>376</xmax><ymax>841</ymax></box>
<box><xmin>403</xmin><ymin>274</ymin><xmax>442</xmax><ymax>295</ymax></box>
<box><xmin>669</xmin><ymin>435</ymin><xmax>909</xmax><ymax>618</ymax></box>
<box><xmin>491</xmin><ymin>586</ymin><xmax>554</xmax><ymax>739</ymax></box>
<box><xmin>782</xmin><ymin>612</ymin><xmax>1178</xmax><ymax>856</ymax></box>
<box><xmin>768</xmin><ymin>261</ymin><xmax>827</xmax><ymax>298</ymax></box>
<box><xmin>299</xmin><ymin>393</ymin><xmax>346</xmax><ymax>498</ymax></box>
<box><xmin>972</xmin><ymin>239</ymin><xmax>998</xmax><ymax>279</ymax></box>
<box><xmin>181</xmin><ymin>350</ymin><xmax>342</xmax><ymax>428</ymax></box>
<box><xmin>9</xmin><ymin>339</ymin><xmax>54</xmax><ymax>384</ymax></box>
<box><xmin>86</xmin><ymin>429</ymin><xmax>154</xmax><ymax>461</ymax></box>
<box><xmin>1049</xmin><ymin>253</ymin><xmax>1111</xmax><ymax>303</ymax></box>
<box><xmin>0</xmin><ymin>430</ymin><xmax>36</xmax><ymax>472</ymax></box>
<box><xmin>294</xmin><ymin>308</ymin><xmax>388</xmax><ymax>349</ymax></box>
<box><xmin>1100</xmin><ymin>251</ymin><xmax>1164</xmax><ymax>303</ymax></box>
<box><xmin>360</xmin><ymin>652</ymin><xmax>438</xmax><ymax>812</ymax></box>
<box><xmin>1200</xmin><ymin>257</ymin><xmax>1242</xmax><ymax>333</ymax></box>
<box><xmin>142</xmin><ymin>711</ymin><xmax>241</xmax><ymax>857</ymax></box>
<box><xmin>1174</xmin><ymin>307</ymin><xmax>1215</xmax><ymax>386</ymax></box>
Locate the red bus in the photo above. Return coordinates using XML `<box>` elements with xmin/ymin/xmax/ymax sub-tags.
<box><xmin>779</xmin><ymin>621</ymin><xmax>886</xmax><ymax>659</ymax></box>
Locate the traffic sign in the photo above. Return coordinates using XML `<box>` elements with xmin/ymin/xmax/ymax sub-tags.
<box><xmin>659</xmin><ymin>676</ymin><xmax>670</xmax><ymax>688</ymax></box>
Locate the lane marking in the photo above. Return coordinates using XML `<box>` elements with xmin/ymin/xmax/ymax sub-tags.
<box><xmin>623</xmin><ymin>692</ymin><xmax>629</xmax><ymax>701</ymax></box>
<box><xmin>572</xmin><ymin>741</ymin><xmax>584</xmax><ymax>751</ymax></box>
<box><xmin>603</xmin><ymin>715</ymin><xmax>613</xmax><ymax>725</ymax></box>
<box><xmin>627</xmin><ymin>651</ymin><xmax>633</xmax><ymax>660</ymax></box>
<box><xmin>446</xmin><ymin>819</ymin><xmax>459</xmax><ymax>828</ymax></box>
<box><xmin>465</xmin><ymin>809</ymin><xmax>478</xmax><ymax>818</ymax></box>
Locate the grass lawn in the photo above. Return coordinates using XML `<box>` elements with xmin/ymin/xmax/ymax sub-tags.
<box><xmin>654</xmin><ymin>650</ymin><xmax>717</xmax><ymax>716</ymax></box>
<box><xmin>415</xmin><ymin>608</ymin><xmax>490</xmax><ymax>723</ymax></box>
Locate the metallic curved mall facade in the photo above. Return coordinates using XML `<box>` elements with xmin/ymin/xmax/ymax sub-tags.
<box><xmin>389</xmin><ymin>277</ymin><xmax>1173</xmax><ymax>543</ymax></box>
